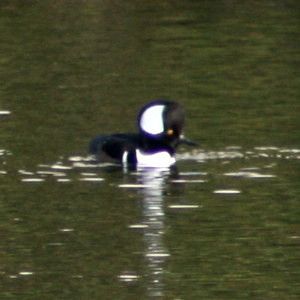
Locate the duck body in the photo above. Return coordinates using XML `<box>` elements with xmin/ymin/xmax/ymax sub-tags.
<box><xmin>89</xmin><ymin>100</ymin><xmax>196</xmax><ymax>168</ymax></box>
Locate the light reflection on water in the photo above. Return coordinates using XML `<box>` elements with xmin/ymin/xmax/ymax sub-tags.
<box><xmin>0</xmin><ymin>146</ymin><xmax>299</xmax><ymax>183</ymax></box>
<box><xmin>177</xmin><ymin>146</ymin><xmax>300</xmax><ymax>162</ymax></box>
<box><xmin>118</xmin><ymin>167</ymin><xmax>203</xmax><ymax>297</ymax></box>
<box><xmin>133</xmin><ymin>167</ymin><xmax>170</xmax><ymax>297</ymax></box>
<box><xmin>1</xmin><ymin>146</ymin><xmax>299</xmax><ymax>297</ymax></box>
<box><xmin>0</xmin><ymin>110</ymin><xmax>11</xmax><ymax>116</ymax></box>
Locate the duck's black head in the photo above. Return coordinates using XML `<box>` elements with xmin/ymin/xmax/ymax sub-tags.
<box><xmin>137</xmin><ymin>99</ymin><xmax>196</xmax><ymax>152</ymax></box>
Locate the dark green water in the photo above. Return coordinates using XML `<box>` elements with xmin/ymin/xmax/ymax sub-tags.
<box><xmin>1</xmin><ymin>1</ymin><xmax>299</xmax><ymax>299</ymax></box>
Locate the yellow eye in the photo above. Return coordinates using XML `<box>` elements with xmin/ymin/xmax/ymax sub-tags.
<box><xmin>167</xmin><ymin>129</ymin><xmax>174</xmax><ymax>136</ymax></box>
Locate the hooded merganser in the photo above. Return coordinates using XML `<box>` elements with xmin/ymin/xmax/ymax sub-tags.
<box><xmin>89</xmin><ymin>99</ymin><xmax>196</xmax><ymax>167</ymax></box>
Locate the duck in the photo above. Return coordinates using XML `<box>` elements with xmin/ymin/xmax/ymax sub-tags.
<box><xmin>89</xmin><ymin>99</ymin><xmax>196</xmax><ymax>168</ymax></box>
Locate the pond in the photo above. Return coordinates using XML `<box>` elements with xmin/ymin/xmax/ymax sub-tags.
<box><xmin>1</xmin><ymin>1</ymin><xmax>299</xmax><ymax>299</ymax></box>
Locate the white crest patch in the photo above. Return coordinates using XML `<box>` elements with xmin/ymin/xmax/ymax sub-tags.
<box><xmin>136</xmin><ymin>149</ymin><xmax>176</xmax><ymax>168</ymax></box>
<box><xmin>140</xmin><ymin>105</ymin><xmax>165</xmax><ymax>135</ymax></box>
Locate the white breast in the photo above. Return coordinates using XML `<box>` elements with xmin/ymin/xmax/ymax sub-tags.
<box><xmin>136</xmin><ymin>149</ymin><xmax>176</xmax><ymax>168</ymax></box>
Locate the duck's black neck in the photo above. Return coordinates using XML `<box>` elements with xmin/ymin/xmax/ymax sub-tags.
<box><xmin>139</xmin><ymin>134</ymin><xmax>175</xmax><ymax>155</ymax></box>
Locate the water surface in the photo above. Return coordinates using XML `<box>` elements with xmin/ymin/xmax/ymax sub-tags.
<box><xmin>1</xmin><ymin>1</ymin><xmax>299</xmax><ymax>299</ymax></box>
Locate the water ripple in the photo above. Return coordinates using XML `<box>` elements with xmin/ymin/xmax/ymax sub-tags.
<box><xmin>224</xmin><ymin>172</ymin><xmax>276</xmax><ymax>178</ymax></box>
<box><xmin>176</xmin><ymin>146</ymin><xmax>300</xmax><ymax>161</ymax></box>
<box><xmin>0</xmin><ymin>146</ymin><xmax>298</xmax><ymax>184</ymax></box>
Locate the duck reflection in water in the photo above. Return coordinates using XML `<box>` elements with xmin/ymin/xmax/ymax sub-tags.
<box><xmin>136</xmin><ymin>166</ymin><xmax>177</xmax><ymax>298</ymax></box>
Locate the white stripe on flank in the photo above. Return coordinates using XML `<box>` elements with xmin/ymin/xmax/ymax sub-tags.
<box><xmin>122</xmin><ymin>150</ymin><xmax>128</xmax><ymax>165</ymax></box>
